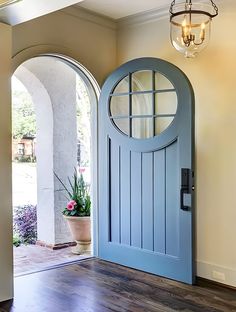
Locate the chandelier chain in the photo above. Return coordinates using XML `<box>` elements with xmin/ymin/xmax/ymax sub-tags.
<box><xmin>210</xmin><ymin>0</ymin><xmax>218</xmax><ymax>15</ymax></box>
<box><xmin>169</xmin><ymin>0</ymin><xmax>175</xmax><ymax>14</ymax></box>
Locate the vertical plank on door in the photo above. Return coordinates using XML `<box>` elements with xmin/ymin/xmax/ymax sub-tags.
<box><xmin>120</xmin><ymin>148</ymin><xmax>131</xmax><ymax>245</ymax></box>
<box><xmin>130</xmin><ymin>152</ymin><xmax>142</xmax><ymax>248</ymax></box>
<box><xmin>154</xmin><ymin>149</ymin><xmax>166</xmax><ymax>254</ymax></box>
<box><xmin>110</xmin><ymin>141</ymin><xmax>120</xmax><ymax>243</ymax></box>
<box><xmin>142</xmin><ymin>152</ymin><xmax>154</xmax><ymax>251</ymax></box>
<box><xmin>165</xmin><ymin>141</ymin><xmax>179</xmax><ymax>257</ymax></box>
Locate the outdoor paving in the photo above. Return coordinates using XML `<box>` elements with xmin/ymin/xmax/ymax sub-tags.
<box><xmin>13</xmin><ymin>162</ymin><xmax>92</xmax><ymax>277</ymax></box>
<box><xmin>14</xmin><ymin>244</ymin><xmax>91</xmax><ymax>276</ymax></box>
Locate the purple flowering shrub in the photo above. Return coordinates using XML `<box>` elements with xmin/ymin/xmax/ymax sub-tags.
<box><xmin>13</xmin><ymin>205</ymin><xmax>37</xmax><ymax>245</ymax></box>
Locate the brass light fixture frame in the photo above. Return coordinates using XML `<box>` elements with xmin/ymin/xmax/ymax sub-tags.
<box><xmin>169</xmin><ymin>0</ymin><xmax>218</xmax><ymax>20</ymax></box>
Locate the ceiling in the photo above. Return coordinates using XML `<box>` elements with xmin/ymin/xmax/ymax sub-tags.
<box><xmin>77</xmin><ymin>0</ymin><xmax>225</xmax><ymax>20</ymax></box>
<box><xmin>0</xmin><ymin>0</ymin><xmax>226</xmax><ymax>26</ymax></box>
<box><xmin>78</xmin><ymin>0</ymin><xmax>170</xmax><ymax>20</ymax></box>
<box><xmin>0</xmin><ymin>0</ymin><xmax>83</xmax><ymax>25</ymax></box>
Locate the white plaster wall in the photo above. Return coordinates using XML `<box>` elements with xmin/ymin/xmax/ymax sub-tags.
<box><xmin>0</xmin><ymin>23</ymin><xmax>13</xmax><ymax>302</ymax></box>
<box><xmin>117</xmin><ymin>5</ymin><xmax>236</xmax><ymax>287</ymax></box>
<box><xmin>23</xmin><ymin>57</ymin><xmax>77</xmax><ymax>245</ymax></box>
<box><xmin>14</xmin><ymin>65</ymin><xmax>55</xmax><ymax>245</ymax></box>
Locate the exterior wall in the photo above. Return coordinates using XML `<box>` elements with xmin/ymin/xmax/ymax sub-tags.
<box><xmin>24</xmin><ymin>57</ymin><xmax>78</xmax><ymax>246</ymax></box>
<box><xmin>15</xmin><ymin>57</ymin><xmax>80</xmax><ymax>246</ymax></box>
<box><xmin>0</xmin><ymin>23</ymin><xmax>13</xmax><ymax>302</ymax></box>
<box><xmin>12</xmin><ymin>138</ymin><xmax>36</xmax><ymax>160</ymax></box>
<box><xmin>117</xmin><ymin>5</ymin><xmax>236</xmax><ymax>287</ymax></box>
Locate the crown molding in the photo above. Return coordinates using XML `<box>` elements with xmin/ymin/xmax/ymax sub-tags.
<box><xmin>117</xmin><ymin>0</ymin><xmax>229</xmax><ymax>28</ymax></box>
<box><xmin>60</xmin><ymin>5</ymin><xmax>117</xmax><ymax>31</ymax></box>
<box><xmin>118</xmin><ymin>5</ymin><xmax>169</xmax><ymax>28</ymax></box>
<box><xmin>59</xmin><ymin>1</ymin><xmax>229</xmax><ymax>31</ymax></box>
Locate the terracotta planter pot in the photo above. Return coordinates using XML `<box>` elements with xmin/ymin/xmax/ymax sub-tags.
<box><xmin>64</xmin><ymin>216</ymin><xmax>91</xmax><ymax>254</ymax></box>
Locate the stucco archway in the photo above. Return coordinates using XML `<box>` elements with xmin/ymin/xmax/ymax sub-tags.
<box><xmin>12</xmin><ymin>53</ymin><xmax>100</xmax><ymax>253</ymax></box>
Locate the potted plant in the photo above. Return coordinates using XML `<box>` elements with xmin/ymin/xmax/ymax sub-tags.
<box><xmin>54</xmin><ymin>169</ymin><xmax>91</xmax><ymax>254</ymax></box>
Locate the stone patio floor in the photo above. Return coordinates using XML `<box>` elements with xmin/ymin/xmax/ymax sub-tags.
<box><xmin>14</xmin><ymin>244</ymin><xmax>92</xmax><ymax>276</ymax></box>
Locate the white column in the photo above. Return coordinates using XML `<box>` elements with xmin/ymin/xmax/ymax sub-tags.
<box><xmin>0</xmin><ymin>23</ymin><xmax>13</xmax><ymax>302</ymax></box>
<box><xmin>23</xmin><ymin>57</ymin><xmax>77</xmax><ymax>246</ymax></box>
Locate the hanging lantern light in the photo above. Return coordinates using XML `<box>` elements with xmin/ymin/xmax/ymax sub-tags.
<box><xmin>169</xmin><ymin>0</ymin><xmax>218</xmax><ymax>58</ymax></box>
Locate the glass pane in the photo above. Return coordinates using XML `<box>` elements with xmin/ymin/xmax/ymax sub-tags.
<box><xmin>132</xmin><ymin>118</ymin><xmax>153</xmax><ymax>139</ymax></box>
<box><xmin>132</xmin><ymin>70</ymin><xmax>152</xmax><ymax>92</ymax></box>
<box><xmin>110</xmin><ymin>95</ymin><xmax>129</xmax><ymax>117</ymax></box>
<box><xmin>113</xmin><ymin>118</ymin><xmax>129</xmax><ymax>136</ymax></box>
<box><xmin>155</xmin><ymin>72</ymin><xmax>174</xmax><ymax>90</ymax></box>
<box><xmin>113</xmin><ymin>75</ymin><xmax>129</xmax><ymax>94</ymax></box>
<box><xmin>155</xmin><ymin>92</ymin><xmax>177</xmax><ymax>115</ymax></box>
<box><xmin>155</xmin><ymin>117</ymin><xmax>174</xmax><ymax>135</ymax></box>
<box><xmin>132</xmin><ymin>93</ymin><xmax>152</xmax><ymax>116</ymax></box>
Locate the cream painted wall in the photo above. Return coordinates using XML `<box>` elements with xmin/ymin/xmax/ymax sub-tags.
<box><xmin>0</xmin><ymin>1</ymin><xmax>234</xmax><ymax>299</ymax></box>
<box><xmin>0</xmin><ymin>7</ymin><xmax>117</xmax><ymax>302</ymax></box>
<box><xmin>117</xmin><ymin>7</ymin><xmax>236</xmax><ymax>286</ymax></box>
<box><xmin>0</xmin><ymin>23</ymin><xmax>13</xmax><ymax>302</ymax></box>
<box><xmin>12</xmin><ymin>7</ymin><xmax>117</xmax><ymax>85</ymax></box>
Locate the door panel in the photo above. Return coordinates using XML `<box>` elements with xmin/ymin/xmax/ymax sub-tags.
<box><xmin>142</xmin><ymin>152</ymin><xmax>153</xmax><ymax>251</ymax></box>
<box><xmin>120</xmin><ymin>148</ymin><xmax>131</xmax><ymax>246</ymax></box>
<box><xmin>130</xmin><ymin>151</ymin><xmax>142</xmax><ymax>248</ymax></box>
<box><xmin>98</xmin><ymin>57</ymin><xmax>195</xmax><ymax>284</ymax></box>
<box><xmin>154</xmin><ymin>149</ymin><xmax>166</xmax><ymax>254</ymax></box>
<box><xmin>166</xmin><ymin>141</ymin><xmax>179</xmax><ymax>257</ymax></box>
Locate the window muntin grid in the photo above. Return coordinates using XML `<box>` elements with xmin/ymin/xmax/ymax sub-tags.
<box><xmin>109</xmin><ymin>70</ymin><xmax>177</xmax><ymax>139</ymax></box>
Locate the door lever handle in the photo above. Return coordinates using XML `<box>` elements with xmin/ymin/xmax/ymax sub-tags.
<box><xmin>180</xmin><ymin>186</ymin><xmax>189</xmax><ymax>211</ymax></box>
<box><xmin>180</xmin><ymin>168</ymin><xmax>193</xmax><ymax>211</ymax></box>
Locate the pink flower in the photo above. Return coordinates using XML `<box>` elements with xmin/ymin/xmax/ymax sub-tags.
<box><xmin>67</xmin><ymin>200</ymin><xmax>77</xmax><ymax>211</ymax></box>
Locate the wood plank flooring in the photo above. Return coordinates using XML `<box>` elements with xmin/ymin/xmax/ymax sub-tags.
<box><xmin>0</xmin><ymin>258</ymin><xmax>236</xmax><ymax>312</ymax></box>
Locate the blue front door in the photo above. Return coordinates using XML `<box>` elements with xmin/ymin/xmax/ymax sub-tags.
<box><xmin>98</xmin><ymin>57</ymin><xmax>195</xmax><ymax>284</ymax></box>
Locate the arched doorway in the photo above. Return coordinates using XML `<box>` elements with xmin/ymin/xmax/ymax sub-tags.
<box><xmin>12</xmin><ymin>54</ymin><xmax>100</xmax><ymax>274</ymax></box>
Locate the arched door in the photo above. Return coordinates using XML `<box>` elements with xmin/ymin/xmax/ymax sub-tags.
<box><xmin>98</xmin><ymin>57</ymin><xmax>195</xmax><ymax>284</ymax></box>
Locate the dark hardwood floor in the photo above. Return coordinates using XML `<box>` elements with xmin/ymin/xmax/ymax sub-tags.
<box><xmin>0</xmin><ymin>258</ymin><xmax>236</xmax><ymax>312</ymax></box>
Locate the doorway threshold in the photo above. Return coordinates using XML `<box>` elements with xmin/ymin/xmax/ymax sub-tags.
<box><xmin>15</xmin><ymin>256</ymin><xmax>94</xmax><ymax>278</ymax></box>
<box><xmin>14</xmin><ymin>244</ymin><xmax>92</xmax><ymax>277</ymax></box>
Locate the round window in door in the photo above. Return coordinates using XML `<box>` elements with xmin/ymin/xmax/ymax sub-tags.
<box><xmin>109</xmin><ymin>70</ymin><xmax>178</xmax><ymax>139</ymax></box>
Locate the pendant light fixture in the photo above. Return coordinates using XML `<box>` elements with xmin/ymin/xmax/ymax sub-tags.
<box><xmin>169</xmin><ymin>0</ymin><xmax>218</xmax><ymax>58</ymax></box>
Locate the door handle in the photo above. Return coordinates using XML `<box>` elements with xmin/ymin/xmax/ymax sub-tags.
<box><xmin>180</xmin><ymin>186</ymin><xmax>189</xmax><ymax>211</ymax></box>
<box><xmin>180</xmin><ymin>168</ymin><xmax>193</xmax><ymax>211</ymax></box>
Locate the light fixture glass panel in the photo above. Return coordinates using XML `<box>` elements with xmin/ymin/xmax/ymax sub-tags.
<box><xmin>113</xmin><ymin>76</ymin><xmax>129</xmax><ymax>94</ymax></box>
<box><xmin>113</xmin><ymin>118</ymin><xmax>129</xmax><ymax>136</ymax></box>
<box><xmin>110</xmin><ymin>96</ymin><xmax>129</xmax><ymax>117</ymax></box>
<box><xmin>132</xmin><ymin>70</ymin><xmax>152</xmax><ymax>92</ymax></box>
<box><xmin>155</xmin><ymin>117</ymin><xmax>174</xmax><ymax>135</ymax></box>
<box><xmin>155</xmin><ymin>92</ymin><xmax>177</xmax><ymax>115</ymax></box>
<box><xmin>132</xmin><ymin>93</ymin><xmax>152</xmax><ymax>116</ymax></box>
<box><xmin>169</xmin><ymin>2</ymin><xmax>217</xmax><ymax>58</ymax></box>
<box><xmin>132</xmin><ymin>118</ymin><xmax>153</xmax><ymax>139</ymax></box>
<box><xmin>155</xmin><ymin>72</ymin><xmax>174</xmax><ymax>90</ymax></box>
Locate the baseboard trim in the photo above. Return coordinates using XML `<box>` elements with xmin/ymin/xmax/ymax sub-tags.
<box><xmin>197</xmin><ymin>277</ymin><xmax>236</xmax><ymax>291</ymax></box>
<box><xmin>197</xmin><ymin>260</ymin><xmax>236</xmax><ymax>288</ymax></box>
